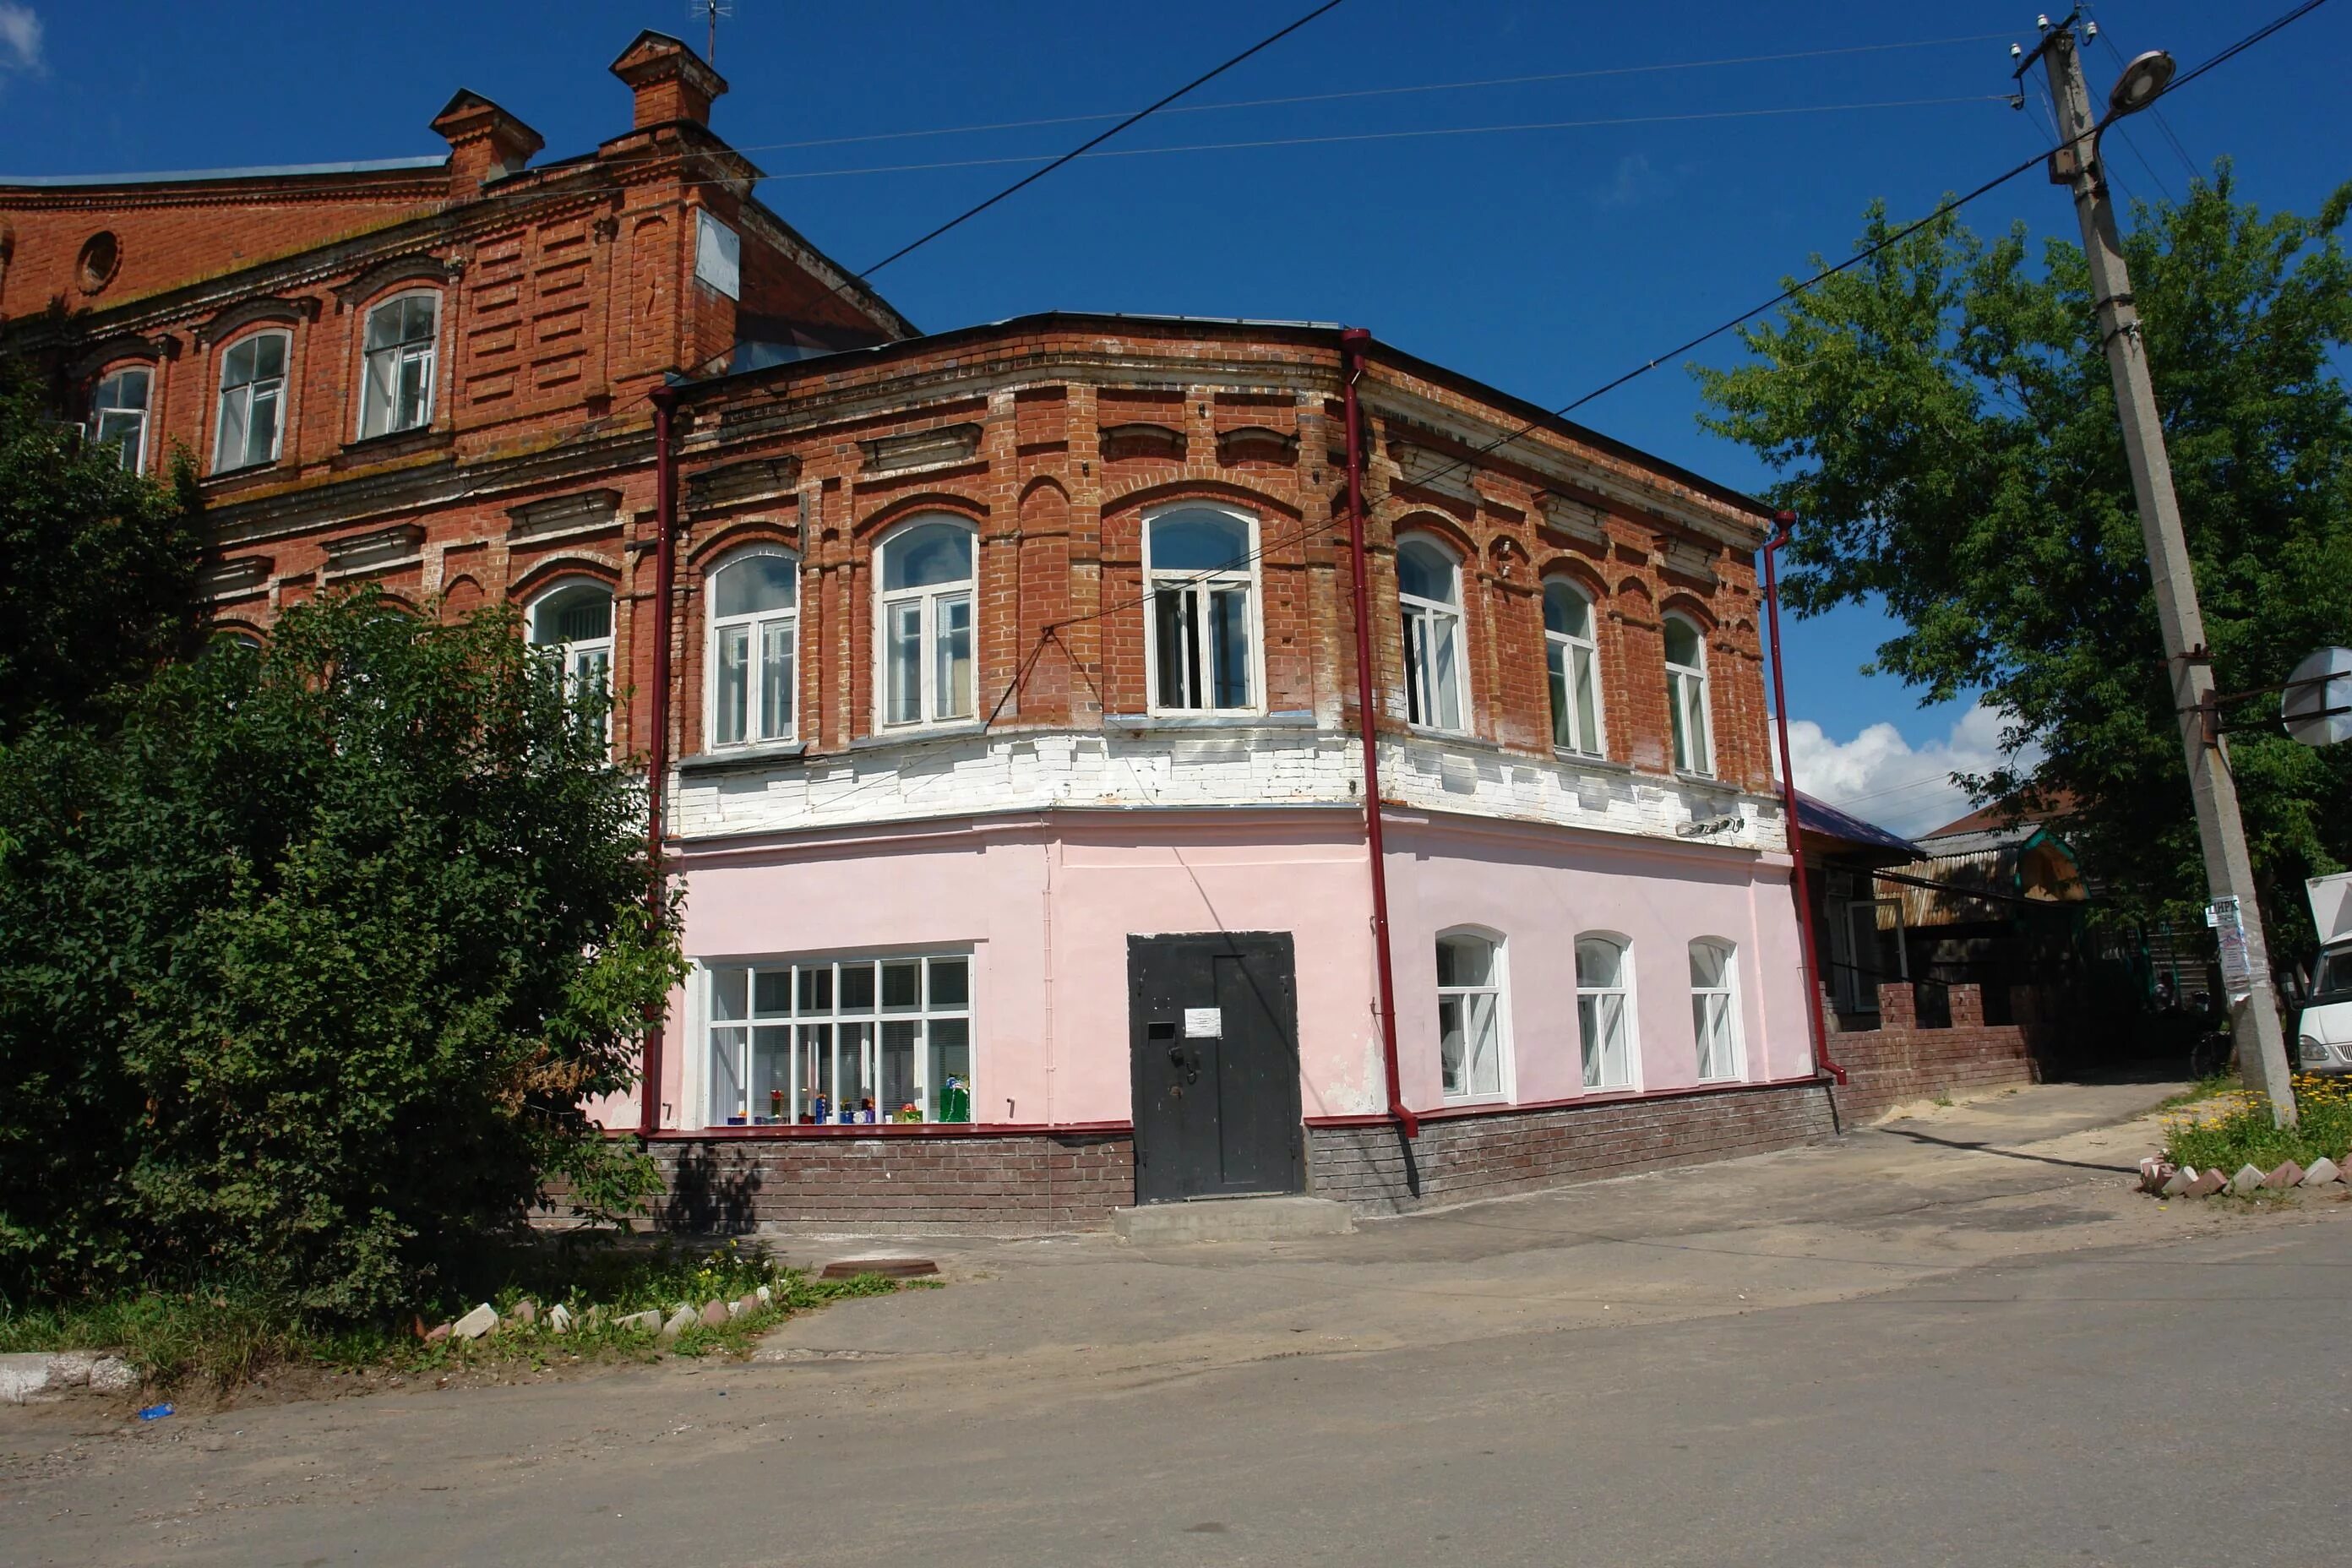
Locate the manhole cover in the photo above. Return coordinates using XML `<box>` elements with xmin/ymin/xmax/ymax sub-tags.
<box><xmin>819</xmin><ymin>1256</ymin><xmax>939</xmax><ymax>1280</ymax></box>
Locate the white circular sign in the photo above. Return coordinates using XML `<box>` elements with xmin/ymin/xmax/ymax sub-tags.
<box><xmin>2283</xmin><ymin>645</ymin><xmax>2352</xmax><ymax>747</ymax></box>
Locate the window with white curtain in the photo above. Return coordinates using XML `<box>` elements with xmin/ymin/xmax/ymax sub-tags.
<box><xmin>358</xmin><ymin>292</ymin><xmax>439</xmax><ymax>439</ymax></box>
<box><xmin>92</xmin><ymin>366</ymin><xmax>151</xmax><ymax>474</ymax></box>
<box><xmin>1146</xmin><ymin>506</ymin><xmax>1258</xmax><ymax>712</ymax></box>
<box><xmin>1397</xmin><ymin>535</ymin><xmax>1467</xmax><ymax>732</ymax></box>
<box><xmin>1436</xmin><ymin>930</ymin><xmax>1507</xmax><ymax>1101</ymax></box>
<box><xmin>1664</xmin><ymin>615</ymin><xmax>1713</xmax><ymax>776</ymax></box>
<box><xmin>528</xmin><ymin>580</ymin><xmax>615</xmax><ymax>738</ymax></box>
<box><xmin>1544</xmin><ymin>578</ymin><xmax>1603</xmax><ymax>757</ymax></box>
<box><xmin>705</xmin><ymin>953</ymin><xmax>972</xmax><ymax>1127</ymax></box>
<box><xmin>1690</xmin><ymin>938</ymin><xmax>1743</xmax><ymax>1081</ymax></box>
<box><xmin>213</xmin><ymin>331</ymin><xmax>288</xmax><ymax>472</ymax></box>
<box><xmin>1576</xmin><ymin>934</ymin><xmax>1636</xmax><ymax>1090</ymax></box>
<box><xmin>707</xmin><ymin>548</ymin><xmax>798</xmax><ymax>747</ymax></box>
<box><xmin>877</xmin><ymin>518</ymin><xmax>975</xmax><ymax>728</ymax></box>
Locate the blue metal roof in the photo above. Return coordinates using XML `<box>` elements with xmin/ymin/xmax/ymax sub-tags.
<box><xmin>1795</xmin><ymin>791</ymin><xmax>1920</xmax><ymax>858</ymax></box>
<box><xmin>0</xmin><ymin>156</ymin><xmax>445</xmax><ymax>188</ymax></box>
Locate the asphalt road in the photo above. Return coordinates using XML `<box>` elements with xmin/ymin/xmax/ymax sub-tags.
<box><xmin>8</xmin><ymin>1086</ymin><xmax>2349</xmax><ymax>1566</ymax></box>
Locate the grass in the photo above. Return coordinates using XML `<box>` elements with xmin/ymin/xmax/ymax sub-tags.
<box><xmin>2154</xmin><ymin>1071</ymin><xmax>2242</xmax><ymax>1114</ymax></box>
<box><xmin>0</xmin><ymin>1238</ymin><xmax>912</xmax><ymax>1395</ymax></box>
<box><xmin>2162</xmin><ymin>1073</ymin><xmax>2352</xmax><ymax>1180</ymax></box>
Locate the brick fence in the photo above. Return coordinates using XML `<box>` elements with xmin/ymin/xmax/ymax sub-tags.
<box><xmin>640</xmin><ymin>1129</ymin><xmax>1135</xmax><ymax>1233</ymax></box>
<box><xmin>1825</xmin><ymin>982</ymin><xmax>2039</xmax><ymax>1125</ymax></box>
<box><xmin>1304</xmin><ymin>1079</ymin><xmax>1840</xmax><ymax>1216</ymax></box>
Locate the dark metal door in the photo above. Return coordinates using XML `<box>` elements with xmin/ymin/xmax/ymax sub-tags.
<box><xmin>1128</xmin><ymin>931</ymin><xmax>1304</xmax><ymax>1205</ymax></box>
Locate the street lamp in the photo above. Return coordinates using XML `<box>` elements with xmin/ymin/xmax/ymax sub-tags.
<box><xmin>2107</xmin><ymin>50</ymin><xmax>2176</xmax><ymax>119</ymax></box>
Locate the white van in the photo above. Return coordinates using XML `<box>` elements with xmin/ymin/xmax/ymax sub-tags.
<box><xmin>2299</xmin><ymin>873</ymin><xmax>2352</xmax><ymax>1074</ymax></box>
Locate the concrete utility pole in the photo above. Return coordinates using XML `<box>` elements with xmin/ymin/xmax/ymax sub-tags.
<box><xmin>2034</xmin><ymin>19</ymin><xmax>2297</xmax><ymax>1124</ymax></box>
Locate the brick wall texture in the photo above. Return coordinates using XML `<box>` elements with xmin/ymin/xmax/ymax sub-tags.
<box><xmin>642</xmin><ymin>1131</ymin><xmax>1135</xmax><ymax>1233</ymax></box>
<box><xmin>1822</xmin><ymin>982</ymin><xmax>2040</xmax><ymax>1125</ymax></box>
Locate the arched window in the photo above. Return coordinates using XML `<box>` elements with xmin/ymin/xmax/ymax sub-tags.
<box><xmin>1145</xmin><ymin>505</ymin><xmax>1258</xmax><ymax>712</ymax></box>
<box><xmin>1436</xmin><ymin>930</ymin><xmax>1508</xmax><ymax>1102</ymax></box>
<box><xmin>214</xmin><ymin>330</ymin><xmax>289</xmax><ymax>472</ymax></box>
<box><xmin>1397</xmin><ymin>534</ymin><xmax>1466</xmax><ymax>732</ymax></box>
<box><xmin>528</xmin><ymin>580</ymin><xmax>616</xmax><ymax>735</ymax></box>
<box><xmin>358</xmin><ymin>291</ymin><xmax>439</xmax><ymax>439</ymax></box>
<box><xmin>1664</xmin><ymin>614</ymin><xmax>1713</xmax><ymax>776</ymax></box>
<box><xmin>1690</xmin><ymin>938</ymin><xmax>1742</xmax><ymax>1081</ymax></box>
<box><xmin>1576</xmin><ymin>934</ymin><xmax>1636</xmax><ymax>1090</ymax></box>
<box><xmin>706</xmin><ymin>548</ymin><xmax>798</xmax><ymax>747</ymax></box>
<box><xmin>92</xmin><ymin>366</ymin><xmax>151</xmax><ymax>474</ymax></box>
<box><xmin>1544</xmin><ymin>579</ymin><xmax>1603</xmax><ymax>757</ymax></box>
<box><xmin>876</xmin><ymin>517</ymin><xmax>975</xmax><ymax>728</ymax></box>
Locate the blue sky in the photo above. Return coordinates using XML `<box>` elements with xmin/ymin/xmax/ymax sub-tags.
<box><xmin>5</xmin><ymin>0</ymin><xmax>2344</xmax><ymax>832</ymax></box>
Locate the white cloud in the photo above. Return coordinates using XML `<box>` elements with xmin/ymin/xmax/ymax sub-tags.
<box><xmin>0</xmin><ymin>4</ymin><xmax>41</xmax><ymax>73</ymax></box>
<box><xmin>1778</xmin><ymin>702</ymin><xmax>2037</xmax><ymax>839</ymax></box>
<box><xmin>1598</xmin><ymin>152</ymin><xmax>1652</xmax><ymax>209</ymax></box>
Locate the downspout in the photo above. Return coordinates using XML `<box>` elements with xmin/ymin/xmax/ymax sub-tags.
<box><xmin>640</xmin><ymin>382</ymin><xmax>683</xmax><ymax>1137</ymax></box>
<box><xmin>1761</xmin><ymin>511</ymin><xmax>1845</xmax><ymax>1085</ymax></box>
<box><xmin>1341</xmin><ymin>328</ymin><xmax>1417</xmax><ymax>1138</ymax></box>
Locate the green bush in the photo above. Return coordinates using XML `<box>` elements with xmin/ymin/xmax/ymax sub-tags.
<box><xmin>0</xmin><ymin>591</ymin><xmax>683</xmax><ymax>1320</ymax></box>
<box><xmin>2162</xmin><ymin>1075</ymin><xmax>2352</xmax><ymax>1176</ymax></box>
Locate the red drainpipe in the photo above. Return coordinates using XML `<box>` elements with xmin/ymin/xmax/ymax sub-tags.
<box><xmin>1762</xmin><ymin>510</ymin><xmax>1844</xmax><ymax>1085</ymax></box>
<box><xmin>1341</xmin><ymin>328</ymin><xmax>1416</xmax><ymax>1138</ymax></box>
<box><xmin>640</xmin><ymin>382</ymin><xmax>682</xmax><ymax>1137</ymax></box>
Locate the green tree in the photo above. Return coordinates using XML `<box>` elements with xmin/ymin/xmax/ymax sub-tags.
<box><xmin>0</xmin><ymin>592</ymin><xmax>681</xmax><ymax>1318</ymax></box>
<box><xmin>0</xmin><ymin>362</ymin><xmax>204</xmax><ymax>738</ymax></box>
<box><xmin>1696</xmin><ymin>168</ymin><xmax>2352</xmax><ymax>950</ymax></box>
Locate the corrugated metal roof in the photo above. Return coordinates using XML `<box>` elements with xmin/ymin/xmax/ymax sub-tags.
<box><xmin>1794</xmin><ymin>790</ymin><xmax>1920</xmax><ymax>858</ymax></box>
<box><xmin>0</xmin><ymin>155</ymin><xmax>446</xmax><ymax>189</ymax></box>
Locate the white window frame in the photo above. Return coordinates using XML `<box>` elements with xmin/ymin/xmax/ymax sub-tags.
<box><xmin>526</xmin><ymin>577</ymin><xmax>616</xmax><ymax>740</ymax></box>
<box><xmin>1435</xmin><ymin>927</ymin><xmax>1512</xmax><ymax>1104</ymax></box>
<box><xmin>1142</xmin><ymin>502</ymin><xmax>1265</xmax><ymax>716</ymax></box>
<box><xmin>357</xmin><ymin>289</ymin><xmax>440</xmax><ymax>441</ymax></box>
<box><xmin>705</xmin><ymin>545</ymin><xmax>800</xmax><ymax>749</ymax></box>
<box><xmin>1576</xmin><ymin>933</ymin><xmax>1641</xmax><ymax>1092</ymax></box>
<box><xmin>212</xmin><ymin>329</ymin><xmax>290</xmax><ymax>473</ymax></box>
<box><xmin>1544</xmin><ymin>577</ymin><xmax>1605</xmax><ymax>758</ymax></box>
<box><xmin>1397</xmin><ymin>533</ymin><xmax>1469</xmax><ymax>733</ymax></box>
<box><xmin>698</xmin><ymin>951</ymin><xmax>975</xmax><ymax>1129</ymax></box>
<box><xmin>92</xmin><ymin>365</ymin><xmax>152</xmax><ymax>475</ymax></box>
<box><xmin>874</xmin><ymin>515</ymin><xmax>978</xmax><ymax>732</ymax></box>
<box><xmin>1689</xmin><ymin>937</ymin><xmax>1745</xmax><ymax>1082</ymax></box>
<box><xmin>1664</xmin><ymin>613</ymin><xmax>1715</xmax><ymax>777</ymax></box>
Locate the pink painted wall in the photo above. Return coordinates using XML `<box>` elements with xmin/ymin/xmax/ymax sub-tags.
<box><xmin>615</xmin><ymin>807</ymin><xmax>1811</xmax><ymax>1134</ymax></box>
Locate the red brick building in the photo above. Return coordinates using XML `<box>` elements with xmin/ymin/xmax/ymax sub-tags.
<box><xmin>6</xmin><ymin>33</ymin><xmax>1911</xmax><ymax>1228</ymax></box>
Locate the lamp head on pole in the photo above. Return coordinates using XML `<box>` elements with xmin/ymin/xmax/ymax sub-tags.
<box><xmin>2108</xmin><ymin>49</ymin><xmax>2176</xmax><ymax>118</ymax></box>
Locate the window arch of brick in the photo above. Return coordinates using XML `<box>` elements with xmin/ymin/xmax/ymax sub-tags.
<box><xmin>850</xmin><ymin>491</ymin><xmax>988</xmax><ymax>545</ymax></box>
<box><xmin>1658</xmin><ymin>591</ymin><xmax>1721</xmax><ymax>634</ymax></box>
<box><xmin>509</xmin><ymin>553</ymin><xmax>621</xmax><ymax>602</ymax></box>
<box><xmin>686</xmin><ymin>516</ymin><xmax>801</xmax><ymax>570</ymax></box>
<box><xmin>1098</xmin><ymin>476</ymin><xmax>1303</xmax><ymax>528</ymax></box>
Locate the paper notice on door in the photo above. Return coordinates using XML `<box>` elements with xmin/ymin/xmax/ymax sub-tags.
<box><xmin>1183</xmin><ymin>1007</ymin><xmax>1222</xmax><ymax>1039</ymax></box>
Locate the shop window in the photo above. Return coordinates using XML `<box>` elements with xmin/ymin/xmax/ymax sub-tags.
<box><xmin>1576</xmin><ymin>934</ymin><xmax>1636</xmax><ymax>1090</ymax></box>
<box><xmin>527</xmin><ymin>580</ymin><xmax>615</xmax><ymax>738</ymax></box>
<box><xmin>1436</xmin><ymin>929</ymin><xmax>1507</xmax><ymax>1101</ymax></box>
<box><xmin>214</xmin><ymin>330</ymin><xmax>289</xmax><ymax>472</ymax></box>
<box><xmin>1689</xmin><ymin>938</ymin><xmax>1742</xmax><ymax>1081</ymax></box>
<box><xmin>876</xmin><ymin>517</ymin><xmax>975</xmax><ymax>729</ymax></box>
<box><xmin>92</xmin><ymin>366</ymin><xmax>151</xmax><ymax>474</ymax></box>
<box><xmin>1145</xmin><ymin>505</ymin><xmax>1258</xmax><ymax>713</ymax></box>
<box><xmin>1397</xmin><ymin>534</ymin><xmax>1467</xmax><ymax>732</ymax></box>
<box><xmin>1664</xmin><ymin>614</ymin><xmax>1713</xmax><ymax>776</ymax></box>
<box><xmin>358</xmin><ymin>291</ymin><xmax>439</xmax><ymax>439</ymax></box>
<box><xmin>1543</xmin><ymin>578</ymin><xmax>1604</xmax><ymax>757</ymax></box>
<box><xmin>706</xmin><ymin>547</ymin><xmax>798</xmax><ymax>747</ymax></box>
<box><xmin>705</xmin><ymin>954</ymin><xmax>972</xmax><ymax>1127</ymax></box>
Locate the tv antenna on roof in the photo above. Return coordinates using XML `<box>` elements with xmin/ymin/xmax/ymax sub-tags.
<box><xmin>692</xmin><ymin>0</ymin><xmax>732</xmax><ymax>63</ymax></box>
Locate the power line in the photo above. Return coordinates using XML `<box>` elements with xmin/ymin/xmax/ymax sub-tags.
<box><xmin>767</xmin><ymin>95</ymin><xmax>2015</xmax><ymax>183</ymax></box>
<box><xmin>852</xmin><ymin>0</ymin><xmax>1349</xmax><ymax>281</ymax></box>
<box><xmin>728</xmin><ymin>31</ymin><xmax>2017</xmax><ymax>155</ymax></box>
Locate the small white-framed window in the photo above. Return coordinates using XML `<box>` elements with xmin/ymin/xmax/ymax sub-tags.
<box><xmin>1576</xmin><ymin>934</ymin><xmax>1636</xmax><ymax>1091</ymax></box>
<box><xmin>1544</xmin><ymin>578</ymin><xmax>1604</xmax><ymax>757</ymax></box>
<box><xmin>1145</xmin><ymin>504</ymin><xmax>1260</xmax><ymax>713</ymax></box>
<box><xmin>527</xmin><ymin>579</ymin><xmax>615</xmax><ymax>737</ymax></box>
<box><xmin>1397</xmin><ymin>534</ymin><xmax>1467</xmax><ymax>732</ymax></box>
<box><xmin>358</xmin><ymin>291</ymin><xmax>439</xmax><ymax>439</ymax></box>
<box><xmin>707</xmin><ymin>547</ymin><xmax>799</xmax><ymax>747</ymax></box>
<box><xmin>705</xmin><ymin>953</ymin><xmax>972</xmax><ymax>1127</ymax></box>
<box><xmin>1690</xmin><ymin>938</ymin><xmax>1743</xmax><ymax>1081</ymax></box>
<box><xmin>213</xmin><ymin>330</ymin><xmax>289</xmax><ymax>472</ymax></box>
<box><xmin>876</xmin><ymin>517</ymin><xmax>976</xmax><ymax>729</ymax></box>
<box><xmin>1664</xmin><ymin>614</ymin><xmax>1714</xmax><ymax>776</ymax></box>
<box><xmin>1435</xmin><ymin>929</ymin><xmax>1509</xmax><ymax>1102</ymax></box>
<box><xmin>92</xmin><ymin>366</ymin><xmax>151</xmax><ymax>474</ymax></box>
